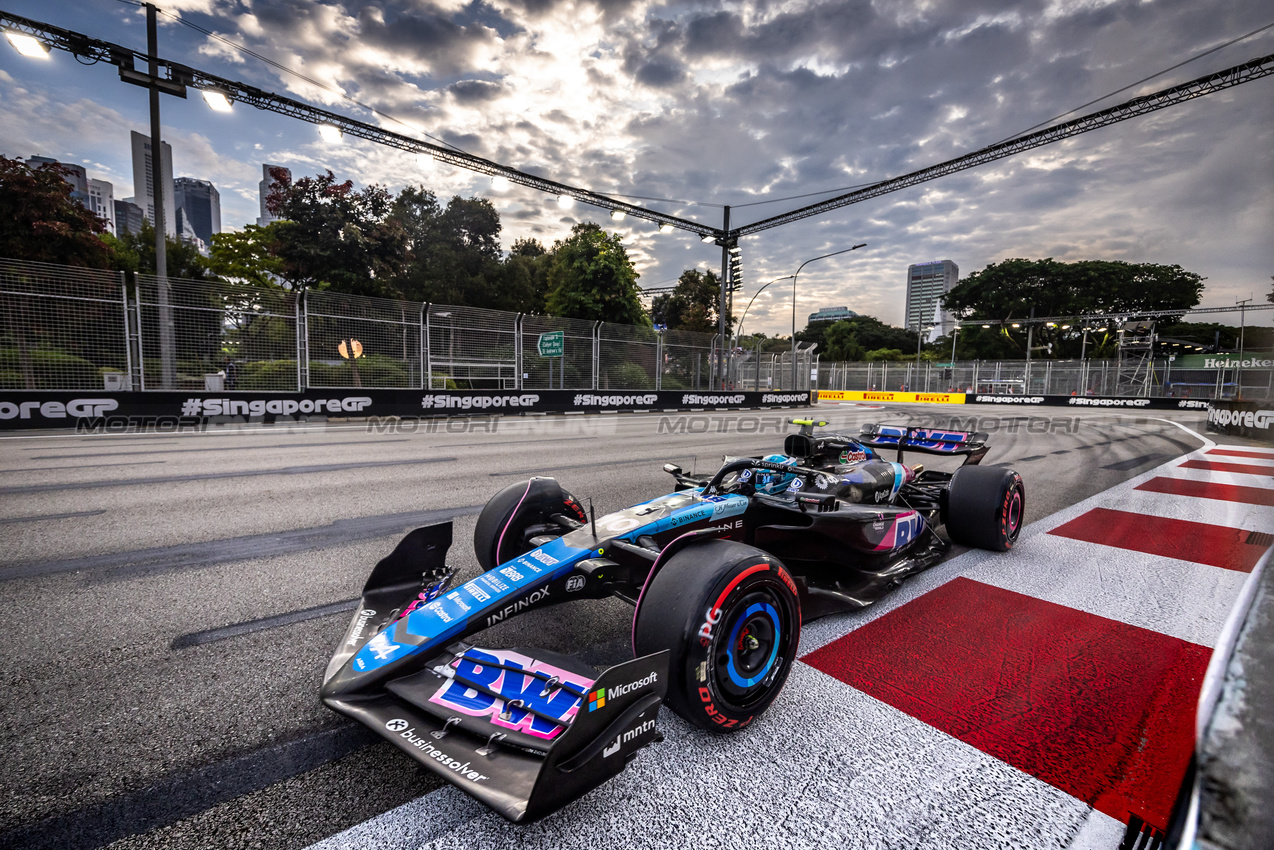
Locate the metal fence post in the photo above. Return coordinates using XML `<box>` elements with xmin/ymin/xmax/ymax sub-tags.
<box><xmin>119</xmin><ymin>274</ymin><xmax>133</xmax><ymax>391</ymax></box>
<box><xmin>592</xmin><ymin>322</ymin><xmax>601</xmax><ymax>390</ymax></box>
<box><xmin>296</xmin><ymin>291</ymin><xmax>308</xmax><ymax>390</ymax></box>
<box><xmin>425</xmin><ymin>305</ymin><xmax>435</xmax><ymax>392</ymax></box>
<box><xmin>133</xmin><ymin>275</ymin><xmax>147</xmax><ymax>391</ymax></box>
<box><xmin>514</xmin><ymin>313</ymin><xmax>523</xmax><ymax>390</ymax></box>
<box><xmin>655</xmin><ymin>330</ymin><xmax>663</xmax><ymax>391</ymax></box>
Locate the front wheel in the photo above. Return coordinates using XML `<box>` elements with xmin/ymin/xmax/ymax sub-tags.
<box><xmin>634</xmin><ymin>540</ymin><xmax>801</xmax><ymax>732</ymax></box>
<box><xmin>473</xmin><ymin>477</ymin><xmax>586</xmax><ymax>571</ymax></box>
<box><xmin>945</xmin><ymin>465</ymin><xmax>1025</xmax><ymax>551</ymax></box>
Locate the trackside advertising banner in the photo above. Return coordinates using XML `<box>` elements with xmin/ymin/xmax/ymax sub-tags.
<box><xmin>967</xmin><ymin>394</ymin><xmax>1213</xmax><ymax>411</ymax></box>
<box><xmin>815</xmin><ymin>390</ymin><xmax>966</xmax><ymax>404</ymax></box>
<box><xmin>0</xmin><ymin>389</ymin><xmax>813</xmax><ymax>430</ymax></box>
<box><xmin>1206</xmin><ymin>399</ymin><xmax>1274</xmax><ymax>442</ymax></box>
<box><xmin>813</xmin><ymin>390</ymin><xmax>1212</xmax><ymax>412</ymax></box>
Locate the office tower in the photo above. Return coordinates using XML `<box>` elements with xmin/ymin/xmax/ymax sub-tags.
<box><xmin>904</xmin><ymin>260</ymin><xmax>959</xmax><ymax>338</ymax></box>
<box><xmin>257</xmin><ymin>164</ymin><xmax>290</xmax><ymax>226</ymax></box>
<box><xmin>173</xmin><ymin>177</ymin><xmax>221</xmax><ymax>247</ymax></box>
<box><xmin>130</xmin><ymin>130</ymin><xmax>175</xmax><ymax>237</ymax></box>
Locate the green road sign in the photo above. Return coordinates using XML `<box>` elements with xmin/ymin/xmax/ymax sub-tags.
<box><xmin>537</xmin><ymin>330</ymin><xmax>564</xmax><ymax>357</ymax></box>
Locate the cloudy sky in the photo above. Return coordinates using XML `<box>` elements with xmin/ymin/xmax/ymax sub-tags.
<box><xmin>1</xmin><ymin>0</ymin><xmax>1271</xmax><ymax>335</ymax></box>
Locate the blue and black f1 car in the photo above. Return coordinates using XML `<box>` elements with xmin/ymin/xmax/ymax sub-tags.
<box><xmin>321</xmin><ymin>420</ymin><xmax>1024</xmax><ymax>821</ymax></box>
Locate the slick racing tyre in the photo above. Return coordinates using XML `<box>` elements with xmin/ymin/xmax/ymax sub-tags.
<box><xmin>473</xmin><ymin>477</ymin><xmax>587</xmax><ymax>570</ymax></box>
<box><xmin>945</xmin><ymin>465</ymin><xmax>1025</xmax><ymax>552</ymax></box>
<box><xmin>634</xmin><ymin>540</ymin><xmax>801</xmax><ymax>733</ymax></box>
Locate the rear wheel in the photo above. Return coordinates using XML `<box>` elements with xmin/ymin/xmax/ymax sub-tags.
<box><xmin>945</xmin><ymin>465</ymin><xmax>1025</xmax><ymax>551</ymax></box>
<box><xmin>473</xmin><ymin>477</ymin><xmax>586</xmax><ymax>570</ymax></box>
<box><xmin>634</xmin><ymin>540</ymin><xmax>801</xmax><ymax>732</ymax></box>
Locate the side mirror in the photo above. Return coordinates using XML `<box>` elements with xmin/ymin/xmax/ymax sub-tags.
<box><xmin>663</xmin><ymin>463</ymin><xmax>683</xmax><ymax>476</ymax></box>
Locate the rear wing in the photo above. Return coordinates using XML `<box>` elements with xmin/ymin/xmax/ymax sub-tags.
<box><xmin>858</xmin><ymin>424</ymin><xmax>989</xmax><ymax>465</ymax></box>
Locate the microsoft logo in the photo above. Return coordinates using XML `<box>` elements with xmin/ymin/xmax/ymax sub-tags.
<box><xmin>588</xmin><ymin>687</ymin><xmax>606</xmax><ymax>711</ymax></box>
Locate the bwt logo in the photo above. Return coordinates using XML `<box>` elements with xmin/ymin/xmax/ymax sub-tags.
<box><xmin>0</xmin><ymin>398</ymin><xmax>119</xmax><ymax>420</ymax></box>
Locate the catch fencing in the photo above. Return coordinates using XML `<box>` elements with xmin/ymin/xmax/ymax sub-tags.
<box><xmin>818</xmin><ymin>357</ymin><xmax>1273</xmax><ymax>400</ymax></box>
<box><xmin>7</xmin><ymin>257</ymin><xmax>1258</xmax><ymax>400</ymax></box>
<box><xmin>1</xmin><ymin>257</ymin><xmax>817</xmax><ymax>395</ymax></box>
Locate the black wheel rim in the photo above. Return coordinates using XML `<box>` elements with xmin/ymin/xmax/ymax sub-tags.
<box><xmin>1005</xmin><ymin>485</ymin><xmax>1023</xmax><ymax>544</ymax></box>
<box><xmin>713</xmin><ymin>585</ymin><xmax>793</xmax><ymax>711</ymax></box>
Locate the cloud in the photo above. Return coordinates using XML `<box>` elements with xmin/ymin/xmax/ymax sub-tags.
<box><xmin>1</xmin><ymin>0</ymin><xmax>1269</xmax><ymax>330</ymax></box>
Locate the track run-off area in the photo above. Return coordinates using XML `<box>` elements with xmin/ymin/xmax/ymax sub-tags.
<box><xmin>1</xmin><ymin>402</ymin><xmax>1269</xmax><ymax>850</ymax></box>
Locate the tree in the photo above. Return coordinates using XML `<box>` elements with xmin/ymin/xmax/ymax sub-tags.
<box><xmin>499</xmin><ymin>238</ymin><xmax>551</xmax><ymax>315</ymax></box>
<box><xmin>266</xmin><ymin>168</ymin><xmax>407</xmax><ymax>296</ymax></box>
<box><xmin>801</xmin><ymin>315</ymin><xmax>918</xmax><ymax>361</ymax></box>
<box><xmin>105</xmin><ymin>220</ymin><xmax>212</xmax><ymax>280</ymax></box>
<box><xmin>545</xmin><ymin>222</ymin><xmax>648</xmax><ymax>325</ymax></box>
<box><xmin>389</xmin><ymin>189</ymin><xmax>514</xmax><ymax>308</ymax></box>
<box><xmin>0</xmin><ymin>156</ymin><xmax>110</xmax><ymax>267</ymax></box>
<box><xmin>944</xmin><ymin>259</ymin><xmax>1205</xmax><ymax>320</ymax></box>
<box><xmin>651</xmin><ymin>269</ymin><xmax>728</xmax><ymax>333</ymax></box>
<box><xmin>942</xmin><ymin>258</ymin><xmax>1205</xmax><ymax>359</ymax></box>
<box><xmin>208</xmin><ymin>223</ymin><xmax>285</xmax><ymax>288</ymax></box>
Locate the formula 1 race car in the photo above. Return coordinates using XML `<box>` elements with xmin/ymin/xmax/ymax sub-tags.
<box><xmin>322</xmin><ymin>420</ymin><xmax>1024</xmax><ymax>822</ymax></box>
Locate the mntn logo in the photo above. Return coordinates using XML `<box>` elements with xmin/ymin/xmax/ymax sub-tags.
<box><xmin>588</xmin><ymin>687</ymin><xmax>606</xmax><ymax>711</ymax></box>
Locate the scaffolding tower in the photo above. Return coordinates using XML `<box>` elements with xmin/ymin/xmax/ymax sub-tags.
<box><xmin>1116</xmin><ymin>320</ymin><xmax>1158</xmax><ymax>396</ymax></box>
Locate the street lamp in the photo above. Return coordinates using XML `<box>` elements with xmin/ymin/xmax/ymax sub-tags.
<box><xmin>736</xmin><ymin>275</ymin><xmax>795</xmax><ymax>342</ymax></box>
<box><xmin>790</xmin><ymin>243</ymin><xmax>867</xmax><ymax>387</ymax></box>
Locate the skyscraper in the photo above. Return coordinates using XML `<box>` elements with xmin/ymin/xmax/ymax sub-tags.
<box><xmin>173</xmin><ymin>177</ymin><xmax>221</xmax><ymax>248</ymax></box>
<box><xmin>904</xmin><ymin>260</ymin><xmax>959</xmax><ymax>339</ymax></box>
<box><xmin>114</xmin><ymin>199</ymin><xmax>144</xmax><ymax>236</ymax></box>
<box><xmin>257</xmin><ymin>164</ymin><xmax>290</xmax><ymax>226</ymax></box>
<box><xmin>87</xmin><ymin>178</ymin><xmax>115</xmax><ymax>236</ymax></box>
<box><xmin>130</xmin><ymin>130</ymin><xmax>175</xmax><ymax>238</ymax></box>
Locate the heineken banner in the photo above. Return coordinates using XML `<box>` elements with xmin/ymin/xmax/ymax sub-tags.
<box><xmin>0</xmin><ymin>389</ymin><xmax>813</xmax><ymax>431</ymax></box>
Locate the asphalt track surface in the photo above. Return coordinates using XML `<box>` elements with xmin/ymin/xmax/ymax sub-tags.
<box><xmin>0</xmin><ymin>402</ymin><xmax>1260</xmax><ymax>849</ymax></box>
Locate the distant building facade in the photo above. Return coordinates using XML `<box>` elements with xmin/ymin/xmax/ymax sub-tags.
<box><xmin>87</xmin><ymin>178</ymin><xmax>115</xmax><ymax>236</ymax></box>
<box><xmin>114</xmin><ymin>199</ymin><xmax>145</xmax><ymax>236</ymax></box>
<box><xmin>174</xmin><ymin>177</ymin><xmax>220</xmax><ymax>250</ymax></box>
<box><xmin>130</xmin><ymin>131</ymin><xmax>175</xmax><ymax>238</ymax></box>
<box><xmin>257</xmin><ymin>164</ymin><xmax>290</xmax><ymax>226</ymax></box>
<box><xmin>28</xmin><ymin>155</ymin><xmax>88</xmax><ymax>201</ymax></box>
<box><xmin>904</xmin><ymin>260</ymin><xmax>959</xmax><ymax>338</ymax></box>
<box><xmin>26</xmin><ymin>155</ymin><xmax>115</xmax><ymax>235</ymax></box>
<box><xmin>808</xmin><ymin>306</ymin><xmax>859</xmax><ymax>325</ymax></box>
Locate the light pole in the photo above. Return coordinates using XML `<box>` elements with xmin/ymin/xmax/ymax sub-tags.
<box><xmin>790</xmin><ymin>243</ymin><xmax>867</xmax><ymax>388</ymax></box>
<box><xmin>1237</xmin><ymin>295</ymin><xmax>1252</xmax><ymax>398</ymax></box>
<box><xmin>736</xmin><ymin>275</ymin><xmax>795</xmax><ymax>343</ymax></box>
<box><xmin>914</xmin><ymin>324</ymin><xmax>932</xmax><ymax>391</ymax></box>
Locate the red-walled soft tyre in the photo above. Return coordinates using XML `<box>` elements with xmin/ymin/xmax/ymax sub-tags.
<box><xmin>946</xmin><ymin>466</ymin><xmax>1025</xmax><ymax>551</ymax></box>
<box><xmin>634</xmin><ymin>540</ymin><xmax>801</xmax><ymax>733</ymax></box>
<box><xmin>473</xmin><ymin>477</ymin><xmax>586</xmax><ymax>570</ymax></box>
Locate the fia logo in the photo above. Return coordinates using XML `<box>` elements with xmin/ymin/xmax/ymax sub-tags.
<box><xmin>565</xmin><ymin>575</ymin><xmax>586</xmax><ymax>592</ymax></box>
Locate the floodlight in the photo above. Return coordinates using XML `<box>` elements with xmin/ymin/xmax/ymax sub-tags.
<box><xmin>557</xmin><ymin>194</ymin><xmax>574</xmax><ymax>209</ymax></box>
<box><xmin>610</xmin><ymin>210</ymin><xmax>626</xmax><ymax>221</ymax></box>
<box><xmin>318</xmin><ymin>124</ymin><xmax>343</xmax><ymax>143</ymax></box>
<box><xmin>201</xmin><ymin>90</ymin><xmax>232</xmax><ymax>112</ymax></box>
<box><xmin>5</xmin><ymin>32</ymin><xmax>48</xmax><ymax>58</ymax></box>
<box><xmin>490</xmin><ymin>175</ymin><xmax>510</xmax><ymax>190</ymax></box>
<box><xmin>659</xmin><ymin>224</ymin><xmax>674</xmax><ymax>233</ymax></box>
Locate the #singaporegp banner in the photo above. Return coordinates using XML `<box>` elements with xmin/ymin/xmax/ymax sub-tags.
<box><xmin>0</xmin><ymin>389</ymin><xmax>814</xmax><ymax>431</ymax></box>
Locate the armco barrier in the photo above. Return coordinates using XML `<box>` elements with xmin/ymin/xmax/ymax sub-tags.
<box><xmin>1206</xmin><ymin>399</ymin><xmax>1274</xmax><ymax>442</ymax></box>
<box><xmin>0</xmin><ymin>389</ymin><xmax>813</xmax><ymax>430</ymax></box>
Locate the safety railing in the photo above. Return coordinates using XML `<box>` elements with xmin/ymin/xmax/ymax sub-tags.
<box><xmin>5</xmin><ymin>257</ymin><xmax>1265</xmax><ymax>399</ymax></box>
